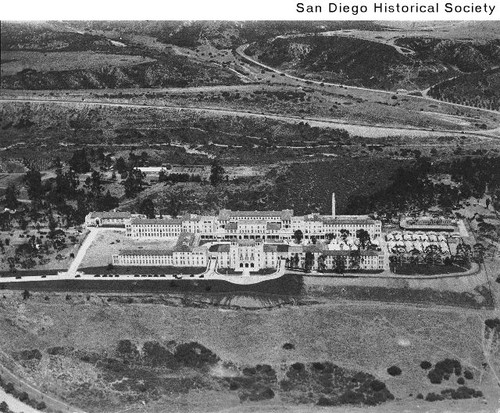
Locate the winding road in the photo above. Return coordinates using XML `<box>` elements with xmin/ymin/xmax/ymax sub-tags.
<box><xmin>235</xmin><ymin>43</ymin><xmax>500</xmax><ymax>118</ymax></box>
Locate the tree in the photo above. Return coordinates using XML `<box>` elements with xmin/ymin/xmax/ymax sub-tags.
<box><xmin>293</xmin><ymin>230</ymin><xmax>303</xmax><ymax>244</ymax></box>
<box><xmin>210</xmin><ymin>159</ymin><xmax>225</xmax><ymax>186</ymax></box>
<box><xmin>139</xmin><ymin>199</ymin><xmax>156</xmax><ymax>219</ymax></box>
<box><xmin>69</xmin><ymin>148</ymin><xmax>91</xmax><ymax>173</ymax></box>
<box><xmin>48</xmin><ymin>211</ymin><xmax>58</xmax><ymax>239</ymax></box>
<box><xmin>22</xmin><ymin>289</ymin><xmax>31</xmax><ymax>300</ymax></box>
<box><xmin>115</xmin><ymin>157</ymin><xmax>128</xmax><ymax>175</ymax></box>
<box><xmin>123</xmin><ymin>168</ymin><xmax>145</xmax><ymax>198</ymax></box>
<box><xmin>89</xmin><ymin>170</ymin><xmax>104</xmax><ymax>197</ymax></box>
<box><xmin>349</xmin><ymin>249</ymin><xmax>361</xmax><ymax>270</ymax></box>
<box><xmin>0</xmin><ymin>401</ymin><xmax>9</xmax><ymax>412</ymax></box>
<box><xmin>18</xmin><ymin>217</ymin><xmax>29</xmax><ymax>230</ymax></box>
<box><xmin>158</xmin><ymin>168</ymin><xmax>168</xmax><ymax>182</ymax></box>
<box><xmin>304</xmin><ymin>251</ymin><xmax>314</xmax><ymax>272</ymax></box>
<box><xmin>4</xmin><ymin>183</ymin><xmax>19</xmax><ymax>210</ymax></box>
<box><xmin>356</xmin><ymin>229</ymin><xmax>371</xmax><ymax>250</ymax></box>
<box><xmin>473</xmin><ymin>243</ymin><xmax>485</xmax><ymax>263</ymax></box>
<box><xmin>98</xmin><ymin>190</ymin><xmax>119</xmax><ymax>211</ymax></box>
<box><xmin>334</xmin><ymin>255</ymin><xmax>346</xmax><ymax>274</ymax></box>
<box><xmin>24</xmin><ymin>168</ymin><xmax>43</xmax><ymax>202</ymax></box>
<box><xmin>340</xmin><ymin>229</ymin><xmax>350</xmax><ymax>243</ymax></box>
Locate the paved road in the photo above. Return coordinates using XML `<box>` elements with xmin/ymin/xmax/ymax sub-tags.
<box><xmin>66</xmin><ymin>228</ymin><xmax>99</xmax><ymax>275</ymax></box>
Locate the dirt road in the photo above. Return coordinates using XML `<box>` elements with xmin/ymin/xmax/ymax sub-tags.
<box><xmin>1</xmin><ymin>97</ymin><xmax>498</xmax><ymax>140</ymax></box>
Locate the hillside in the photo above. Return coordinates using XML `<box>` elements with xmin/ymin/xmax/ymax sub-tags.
<box><xmin>246</xmin><ymin>35</ymin><xmax>500</xmax><ymax>91</ymax></box>
<box><xmin>0</xmin><ymin>21</ymin><xmax>242</xmax><ymax>90</ymax></box>
<box><xmin>428</xmin><ymin>68</ymin><xmax>500</xmax><ymax>111</ymax></box>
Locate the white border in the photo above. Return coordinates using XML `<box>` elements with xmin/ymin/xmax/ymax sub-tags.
<box><xmin>1</xmin><ymin>0</ymin><xmax>499</xmax><ymax>21</ymax></box>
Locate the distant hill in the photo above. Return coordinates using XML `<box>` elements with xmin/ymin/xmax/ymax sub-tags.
<box><xmin>381</xmin><ymin>21</ymin><xmax>500</xmax><ymax>40</ymax></box>
<box><xmin>0</xmin><ymin>21</ymin><xmax>242</xmax><ymax>89</ymax></box>
<box><xmin>429</xmin><ymin>68</ymin><xmax>500</xmax><ymax>111</ymax></box>
<box><xmin>245</xmin><ymin>34</ymin><xmax>500</xmax><ymax>90</ymax></box>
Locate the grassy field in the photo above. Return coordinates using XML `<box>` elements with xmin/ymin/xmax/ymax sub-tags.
<box><xmin>0</xmin><ymin>292</ymin><xmax>496</xmax><ymax>413</ymax></box>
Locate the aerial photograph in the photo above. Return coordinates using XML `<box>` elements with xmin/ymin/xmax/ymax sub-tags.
<box><xmin>0</xmin><ymin>19</ymin><xmax>499</xmax><ymax>413</ymax></box>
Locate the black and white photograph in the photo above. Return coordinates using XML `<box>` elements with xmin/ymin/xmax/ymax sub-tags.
<box><xmin>1</xmin><ymin>15</ymin><xmax>500</xmax><ymax>413</ymax></box>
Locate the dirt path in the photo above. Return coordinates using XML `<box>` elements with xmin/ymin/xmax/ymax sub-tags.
<box><xmin>1</xmin><ymin>97</ymin><xmax>498</xmax><ymax>140</ymax></box>
<box><xmin>236</xmin><ymin>44</ymin><xmax>500</xmax><ymax>118</ymax></box>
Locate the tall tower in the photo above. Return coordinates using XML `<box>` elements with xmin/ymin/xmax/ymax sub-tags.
<box><xmin>331</xmin><ymin>192</ymin><xmax>336</xmax><ymax>218</ymax></box>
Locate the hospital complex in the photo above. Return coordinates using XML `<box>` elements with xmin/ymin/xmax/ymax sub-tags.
<box><xmin>85</xmin><ymin>193</ymin><xmax>460</xmax><ymax>274</ymax></box>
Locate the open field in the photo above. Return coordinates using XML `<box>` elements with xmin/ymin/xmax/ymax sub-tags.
<box><xmin>0</xmin><ymin>292</ymin><xmax>497</xmax><ymax>413</ymax></box>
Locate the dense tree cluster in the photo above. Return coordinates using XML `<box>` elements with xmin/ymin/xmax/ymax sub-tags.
<box><xmin>348</xmin><ymin>157</ymin><xmax>500</xmax><ymax>217</ymax></box>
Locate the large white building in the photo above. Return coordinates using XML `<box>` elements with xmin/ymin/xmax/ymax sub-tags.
<box><xmin>94</xmin><ymin>193</ymin><xmax>386</xmax><ymax>273</ymax></box>
<box><xmin>90</xmin><ymin>193</ymin><xmax>381</xmax><ymax>241</ymax></box>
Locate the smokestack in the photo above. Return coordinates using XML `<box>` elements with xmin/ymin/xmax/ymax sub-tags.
<box><xmin>331</xmin><ymin>192</ymin><xmax>336</xmax><ymax>217</ymax></box>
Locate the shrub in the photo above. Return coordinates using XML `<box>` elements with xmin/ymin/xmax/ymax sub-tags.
<box><xmin>464</xmin><ymin>370</ymin><xmax>474</xmax><ymax>380</ymax></box>
<box><xmin>18</xmin><ymin>391</ymin><xmax>29</xmax><ymax>402</ymax></box>
<box><xmin>387</xmin><ymin>366</ymin><xmax>402</xmax><ymax>376</ymax></box>
<box><xmin>425</xmin><ymin>392</ymin><xmax>444</xmax><ymax>402</ymax></box>
<box><xmin>16</xmin><ymin>349</ymin><xmax>42</xmax><ymax>361</ymax></box>
<box><xmin>457</xmin><ymin>377</ymin><xmax>465</xmax><ymax>385</ymax></box>
<box><xmin>317</xmin><ymin>397</ymin><xmax>334</xmax><ymax>406</ymax></box>
<box><xmin>174</xmin><ymin>342</ymin><xmax>219</xmax><ymax>369</ymax></box>
<box><xmin>370</xmin><ymin>380</ymin><xmax>386</xmax><ymax>392</ymax></box>
<box><xmin>428</xmin><ymin>369</ymin><xmax>442</xmax><ymax>384</ymax></box>
<box><xmin>37</xmin><ymin>401</ymin><xmax>47</xmax><ymax>410</ymax></box>
<box><xmin>340</xmin><ymin>390</ymin><xmax>364</xmax><ymax>404</ymax></box>
<box><xmin>420</xmin><ymin>361</ymin><xmax>432</xmax><ymax>370</ymax></box>
<box><xmin>259</xmin><ymin>387</ymin><xmax>275</xmax><ymax>400</ymax></box>
<box><xmin>142</xmin><ymin>341</ymin><xmax>176</xmax><ymax>368</ymax></box>
<box><xmin>435</xmin><ymin>359</ymin><xmax>461</xmax><ymax>376</ymax></box>
<box><xmin>485</xmin><ymin>318</ymin><xmax>500</xmax><ymax>329</ymax></box>
<box><xmin>416</xmin><ymin>393</ymin><xmax>424</xmax><ymax>399</ymax></box>
<box><xmin>311</xmin><ymin>362</ymin><xmax>325</xmax><ymax>370</ymax></box>
<box><xmin>282</xmin><ymin>343</ymin><xmax>295</xmax><ymax>350</ymax></box>
<box><xmin>116</xmin><ymin>340</ymin><xmax>139</xmax><ymax>359</ymax></box>
<box><xmin>4</xmin><ymin>382</ymin><xmax>15</xmax><ymax>393</ymax></box>
<box><xmin>291</xmin><ymin>362</ymin><xmax>305</xmax><ymax>372</ymax></box>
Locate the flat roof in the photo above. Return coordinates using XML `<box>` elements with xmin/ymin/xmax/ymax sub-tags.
<box><xmin>90</xmin><ymin>211</ymin><xmax>131</xmax><ymax>219</ymax></box>
<box><xmin>131</xmin><ymin>218</ymin><xmax>182</xmax><ymax>225</ymax></box>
